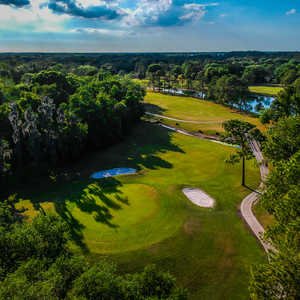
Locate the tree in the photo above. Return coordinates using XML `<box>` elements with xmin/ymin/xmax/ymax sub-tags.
<box><xmin>147</xmin><ymin>64</ymin><xmax>163</xmax><ymax>92</ymax></box>
<box><xmin>250</xmin><ymin>151</ymin><xmax>300</xmax><ymax>299</ymax></box>
<box><xmin>75</xmin><ymin>65</ymin><xmax>98</xmax><ymax>76</ymax></box>
<box><xmin>263</xmin><ymin>116</ymin><xmax>300</xmax><ymax>163</ymax></box>
<box><xmin>261</xmin><ymin>85</ymin><xmax>300</xmax><ymax>123</ymax></box>
<box><xmin>281</xmin><ymin>69</ymin><xmax>298</xmax><ymax>85</ymax></box>
<box><xmin>221</xmin><ymin>120</ymin><xmax>257</xmax><ymax>186</ymax></box>
<box><xmin>0</xmin><ymin>206</ymin><xmax>187</xmax><ymax>299</ymax></box>
<box><xmin>0</xmin><ymin>140</ymin><xmax>11</xmax><ymax>181</ymax></box>
<box><xmin>242</xmin><ymin>65</ymin><xmax>268</xmax><ymax>84</ymax></box>
<box><xmin>250</xmin><ymin>247</ymin><xmax>300</xmax><ymax>300</ymax></box>
<box><xmin>212</xmin><ymin>75</ymin><xmax>252</xmax><ymax>110</ymax></box>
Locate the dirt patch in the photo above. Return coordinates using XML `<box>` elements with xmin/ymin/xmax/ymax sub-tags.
<box><xmin>183</xmin><ymin>217</ymin><xmax>202</xmax><ymax>235</ymax></box>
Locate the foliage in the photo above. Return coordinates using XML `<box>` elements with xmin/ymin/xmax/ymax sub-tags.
<box><xmin>263</xmin><ymin>116</ymin><xmax>300</xmax><ymax>163</ymax></box>
<box><xmin>222</xmin><ymin>119</ymin><xmax>256</xmax><ymax>158</ymax></box>
<box><xmin>0</xmin><ymin>70</ymin><xmax>144</xmax><ymax>186</ymax></box>
<box><xmin>250</xmin><ymin>110</ymin><xmax>300</xmax><ymax>298</ymax></box>
<box><xmin>250</xmin><ymin>248</ymin><xmax>300</xmax><ymax>300</ymax></box>
<box><xmin>208</xmin><ymin>75</ymin><xmax>252</xmax><ymax>110</ymax></box>
<box><xmin>0</xmin><ymin>197</ymin><xmax>186</xmax><ymax>300</ymax></box>
<box><xmin>261</xmin><ymin>84</ymin><xmax>300</xmax><ymax>123</ymax></box>
<box><xmin>250</xmin><ymin>151</ymin><xmax>300</xmax><ymax>299</ymax></box>
<box><xmin>221</xmin><ymin>119</ymin><xmax>258</xmax><ymax>185</ymax></box>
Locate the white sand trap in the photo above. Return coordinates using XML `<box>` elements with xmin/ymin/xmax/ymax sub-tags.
<box><xmin>183</xmin><ymin>188</ymin><xmax>215</xmax><ymax>208</ymax></box>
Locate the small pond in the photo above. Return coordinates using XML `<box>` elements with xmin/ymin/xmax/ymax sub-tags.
<box><xmin>91</xmin><ymin>168</ymin><xmax>136</xmax><ymax>179</ymax></box>
<box><xmin>161</xmin><ymin>89</ymin><xmax>275</xmax><ymax>113</ymax></box>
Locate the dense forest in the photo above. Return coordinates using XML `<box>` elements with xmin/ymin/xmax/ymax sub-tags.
<box><xmin>1</xmin><ymin>51</ymin><xmax>299</xmax><ymax>114</ymax></box>
<box><xmin>0</xmin><ymin>69</ymin><xmax>145</xmax><ymax>192</ymax></box>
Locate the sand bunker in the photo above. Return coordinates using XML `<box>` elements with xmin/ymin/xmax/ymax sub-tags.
<box><xmin>91</xmin><ymin>168</ymin><xmax>136</xmax><ymax>179</ymax></box>
<box><xmin>183</xmin><ymin>188</ymin><xmax>215</xmax><ymax>208</ymax></box>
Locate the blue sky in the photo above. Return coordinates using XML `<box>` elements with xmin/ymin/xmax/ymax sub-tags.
<box><xmin>0</xmin><ymin>0</ymin><xmax>299</xmax><ymax>52</ymax></box>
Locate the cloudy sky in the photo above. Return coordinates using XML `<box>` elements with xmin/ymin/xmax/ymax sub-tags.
<box><xmin>0</xmin><ymin>0</ymin><xmax>299</xmax><ymax>52</ymax></box>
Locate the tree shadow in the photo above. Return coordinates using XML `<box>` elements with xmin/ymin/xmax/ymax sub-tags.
<box><xmin>55</xmin><ymin>200</ymin><xmax>89</xmax><ymax>253</ymax></box>
<box><xmin>75</xmin><ymin>179</ymin><xmax>126</xmax><ymax>229</ymax></box>
<box><xmin>244</xmin><ymin>184</ymin><xmax>262</xmax><ymax>195</ymax></box>
<box><xmin>16</xmin><ymin>122</ymin><xmax>185</xmax><ymax>252</ymax></box>
<box><xmin>86</xmin><ymin>122</ymin><xmax>185</xmax><ymax>174</ymax></box>
<box><xmin>144</xmin><ymin>103</ymin><xmax>167</xmax><ymax>115</ymax></box>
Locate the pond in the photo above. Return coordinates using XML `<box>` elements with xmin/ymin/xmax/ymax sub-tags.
<box><xmin>250</xmin><ymin>96</ymin><xmax>275</xmax><ymax>112</ymax></box>
<box><xmin>161</xmin><ymin>88</ymin><xmax>275</xmax><ymax>113</ymax></box>
<box><xmin>91</xmin><ymin>168</ymin><xmax>136</xmax><ymax>179</ymax></box>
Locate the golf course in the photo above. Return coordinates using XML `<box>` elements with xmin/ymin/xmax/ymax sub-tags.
<box><xmin>15</xmin><ymin>91</ymin><xmax>267</xmax><ymax>299</ymax></box>
<box><xmin>248</xmin><ymin>85</ymin><xmax>283</xmax><ymax>96</ymax></box>
<box><xmin>144</xmin><ymin>92</ymin><xmax>265</xmax><ymax>135</ymax></box>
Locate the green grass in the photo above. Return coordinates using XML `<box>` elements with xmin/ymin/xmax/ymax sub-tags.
<box><xmin>252</xmin><ymin>201</ymin><xmax>275</xmax><ymax>229</ymax></box>
<box><xmin>17</xmin><ymin>122</ymin><xmax>265</xmax><ymax>299</ymax></box>
<box><xmin>248</xmin><ymin>85</ymin><xmax>283</xmax><ymax>96</ymax></box>
<box><xmin>145</xmin><ymin>92</ymin><xmax>265</xmax><ymax>134</ymax></box>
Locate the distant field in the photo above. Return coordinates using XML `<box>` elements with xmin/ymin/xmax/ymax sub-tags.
<box><xmin>248</xmin><ymin>85</ymin><xmax>283</xmax><ymax>96</ymax></box>
<box><xmin>145</xmin><ymin>92</ymin><xmax>265</xmax><ymax>135</ymax></box>
<box><xmin>16</xmin><ymin>122</ymin><xmax>264</xmax><ymax>300</ymax></box>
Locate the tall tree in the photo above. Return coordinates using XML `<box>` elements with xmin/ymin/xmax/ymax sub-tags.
<box><xmin>221</xmin><ymin>120</ymin><xmax>257</xmax><ymax>186</ymax></box>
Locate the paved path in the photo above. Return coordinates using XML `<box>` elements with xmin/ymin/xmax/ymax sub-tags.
<box><xmin>241</xmin><ymin>138</ymin><xmax>274</xmax><ymax>253</ymax></box>
<box><xmin>146</xmin><ymin>112</ymin><xmax>222</xmax><ymax>124</ymax></box>
<box><xmin>156</xmin><ymin>121</ymin><xmax>273</xmax><ymax>253</ymax></box>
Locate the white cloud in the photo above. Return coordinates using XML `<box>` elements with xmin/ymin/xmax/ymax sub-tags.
<box><xmin>286</xmin><ymin>8</ymin><xmax>296</xmax><ymax>15</ymax></box>
<box><xmin>0</xmin><ymin>0</ymin><xmax>70</xmax><ymax>32</ymax></box>
<box><xmin>180</xmin><ymin>2</ymin><xmax>219</xmax><ymax>23</ymax></box>
<box><xmin>70</xmin><ymin>27</ymin><xmax>128</xmax><ymax>36</ymax></box>
<box><xmin>122</xmin><ymin>0</ymin><xmax>172</xmax><ymax>27</ymax></box>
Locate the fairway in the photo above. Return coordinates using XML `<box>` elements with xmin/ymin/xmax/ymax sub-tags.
<box><xmin>249</xmin><ymin>85</ymin><xmax>283</xmax><ymax>96</ymax></box>
<box><xmin>17</xmin><ymin>122</ymin><xmax>266</xmax><ymax>299</ymax></box>
<box><xmin>144</xmin><ymin>92</ymin><xmax>264</xmax><ymax>134</ymax></box>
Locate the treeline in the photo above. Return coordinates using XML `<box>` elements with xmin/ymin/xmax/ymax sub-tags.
<box><xmin>249</xmin><ymin>79</ymin><xmax>300</xmax><ymax>298</ymax></box>
<box><xmin>145</xmin><ymin>57</ymin><xmax>300</xmax><ymax>111</ymax></box>
<box><xmin>0</xmin><ymin>69</ymin><xmax>145</xmax><ymax>189</ymax></box>
<box><xmin>1</xmin><ymin>53</ymin><xmax>300</xmax><ymax>114</ymax></box>
<box><xmin>0</xmin><ymin>195</ymin><xmax>187</xmax><ymax>299</ymax></box>
<box><xmin>0</xmin><ymin>52</ymin><xmax>299</xmax><ymax>84</ymax></box>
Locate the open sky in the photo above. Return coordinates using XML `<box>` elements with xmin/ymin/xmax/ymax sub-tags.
<box><xmin>0</xmin><ymin>0</ymin><xmax>299</xmax><ymax>52</ymax></box>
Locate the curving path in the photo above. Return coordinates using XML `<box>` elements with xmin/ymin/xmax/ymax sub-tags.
<box><xmin>153</xmin><ymin>119</ymin><xmax>273</xmax><ymax>253</ymax></box>
<box><xmin>145</xmin><ymin>112</ymin><xmax>222</xmax><ymax>124</ymax></box>
<box><xmin>241</xmin><ymin>138</ymin><xmax>274</xmax><ymax>253</ymax></box>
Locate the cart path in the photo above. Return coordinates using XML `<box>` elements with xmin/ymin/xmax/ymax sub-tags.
<box><xmin>145</xmin><ymin>112</ymin><xmax>222</xmax><ymax>124</ymax></box>
<box><xmin>157</xmin><ymin>122</ymin><xmax>274</xmax><ymax>253</ymax></box>
<box><xmin>241</xmin><ymin>138</ymin><xmax>274</xmax><ymax>252</ymax></box>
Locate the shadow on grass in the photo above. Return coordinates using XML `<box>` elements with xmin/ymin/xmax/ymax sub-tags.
<box><xmin>19</xmin><ymin>122</ymin><xmax>184</xmax><ymax>252</ymax></box>
<box><xmin>144</xmin><ymin>103</ymin><xmax>167</xmax><ymax>115</ymax></box>
<box><xmin>244</xmin><ymin>184</ymin><xmax>262</xmax><ymax>195</ymax></box>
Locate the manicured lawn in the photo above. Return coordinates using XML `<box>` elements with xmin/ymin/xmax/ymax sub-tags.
<box><xmin>17</xmin><ymin>122</ymin><xmax>265</xmax><ymax>299</ymax></box>
<box><xmin>248</xmin><ymin>85</ymin><xmax>283</xmax><ymax>96</ymax></box>
<box><xmin>144</xmin><ymin>92</ymin><xmax>265</xmax><ymax>134</ymax></box>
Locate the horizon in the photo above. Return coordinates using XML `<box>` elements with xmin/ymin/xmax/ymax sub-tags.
<box><xmin>0</xmin><ymin>50</ymin><xmax>300</xmax><ymax>54</ymax></box>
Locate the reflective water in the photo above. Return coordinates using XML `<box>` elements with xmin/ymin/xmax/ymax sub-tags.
<box><xmin>91</xmin><ymin>168</ymin><xmax>136</xmax><ymax>179</ymax></box>
<box><xmin>161</xmin><ymin>89</ymin><xmax>275</xmax><ymax>113</ymax></box>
